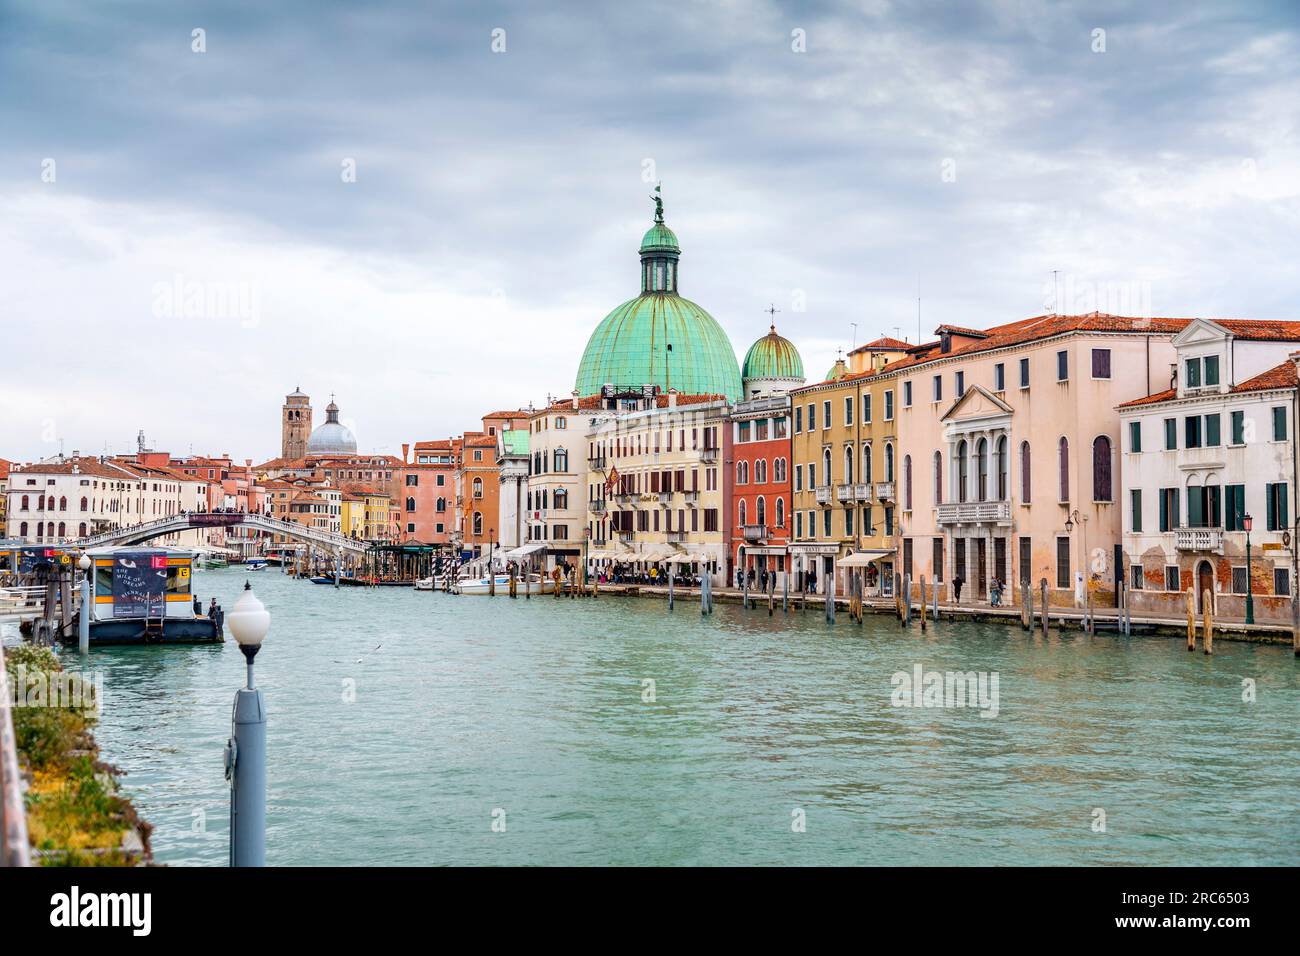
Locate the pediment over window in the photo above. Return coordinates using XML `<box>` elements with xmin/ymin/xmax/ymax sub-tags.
<box><xmin>941</xmin><ymin>385</ymin><xmax>1013</xmax><ymax>440</ymax></box>
<box><xmin>1172</xmin><ymin>317</ymin><xmax>1230</xmax><ymax>348</ymax></box>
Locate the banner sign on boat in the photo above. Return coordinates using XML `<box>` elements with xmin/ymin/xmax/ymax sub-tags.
<box><xmin>113</xmin><ymin>552</ymin><xmax>168</xmax><ymax>618</ymax></box>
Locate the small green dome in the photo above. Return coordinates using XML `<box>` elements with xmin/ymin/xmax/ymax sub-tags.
<box><xmin>640</xmin><ymin>222</ymin><xmax>680</xmax><ymax>254</ymax></box>
<box><xmin>825</xmin><ymin>357</ymin><xmax>849</xmax><ymax>382</ymax></box>
<box><xmin>742</xmin><ymin>325</ymin><xmax>804</xmax><ymax>380</ymax></box>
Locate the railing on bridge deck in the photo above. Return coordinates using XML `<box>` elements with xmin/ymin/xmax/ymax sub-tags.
<box><xmin>72</xmin><ymin>512</ymin><xmax>368</xmax><ymax>556</ymax></box>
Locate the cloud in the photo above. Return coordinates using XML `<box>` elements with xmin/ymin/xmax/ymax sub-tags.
<box><xmin>1</xmin><ymin>0</ymin><xmax>1297</xmax><ymax>461</ymax></box>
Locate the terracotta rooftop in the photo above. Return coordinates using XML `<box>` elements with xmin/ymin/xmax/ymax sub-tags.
<box><xmin>849</xmin><ymin>336</ymin><xmax>912</xmax><ymax>355</ymax></box>
<box><xmin>1233</xmin><ymin>360</ymin><xmax>1300</xmax><ymax>392</ymax></box>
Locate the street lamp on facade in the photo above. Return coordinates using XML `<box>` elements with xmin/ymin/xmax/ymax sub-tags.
<box><xmin>225</xmin><ymin>581</ymin><xmax>269</xmax><ymax>867</ymax></box>
<box><xmin>1243</xmin><ymin>512</ymin><xmax>1255</xmax><ymax>625</ymax></box>
<box><xmin>1064</xmin><ymin>508</ymin><xmax>1089</xmax><ymax>607</ymax></box>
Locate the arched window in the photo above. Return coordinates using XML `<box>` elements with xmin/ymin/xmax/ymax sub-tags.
<box><xmin>976</xmin><ymin>438</ymin><xmax>988</xmax><ymax>501</ymax></box>
<box><xmin>78</xmin><ymin>522</ymin><xmax>87</xmax><ymax>536</ymax></box>
<box><xmin>996</xmin><ymin>436</ymin><xmax>1008</xmax><ymax>500</ymax></box>
<box><xmin>406</xmin><ymin>497</ymin><xmax>416</xmax><ymax>511</ymax></box>
<box><xmin>59</xmin><ymin>496</ymin><xmax>67</xmax><ymax>511</ymax></box>
<box><xmin>1093</xmin><ymin>435</ymin><xmax>1112</xmax><ymax>502</ymax></box>
<box><xmin>1020</xmin><ymin>441</ymin><xmax>1031</xmax><ymax>503</ymax></box>
<box><xmin>738</xmin><ymin>499</ymin><xmax>747</xmax><ymax>526</ymax></box>
<box><xmin>736</xmin><ymin>461</ymin><xmax>746</xmax><ymax>485</ymax></box>
<box><xmin>20</xmin><ymin>495</ymin><xmax>28</xmax><ymax>510</ymax></box>
<box><xmin>1058</xmin><ymin>437</ymin><xmax>1070</xmax><ymax>502</ymax></box>
<box><xmin>903</xmin><ymin>455</ymin><xmax>913</xmax><ymax>510</ymax></box>
<box><xmin>36</xmin><ymin>495</ymin><xmax>44</xmax><ymax>511</ymax></box>
<box><xmin>823</xmin><ymin>448</ymin><xmax>832</xmax><ymax>484</ymax></box>
<box><xmin>57</xmin><ymin>522</ymin><xmax>66</xmax><ymax>538</ymax></box>
<box><xmin>472</xmin><ymin>477</ymin><xmax>483</xmax><ymax>499</ymax></box>
<box><xmin>933</xmin><ymin>451</ymin><xmax>943</xmax><ymax>505</ymax></box>
<box><xmin>957</xmin><ymin>440</ymin><xmax>969</xmax><ymax>503</ymax></box>
<box><xmin>756</xmin><ymin>496</ymin><xmax>766</xmax><ymax>526</ymax></box>
<box><xmin>756</xmin><ymin>459</ymin><xmax>767</xmax><ymax>484</ymax></box>
<box><xmin>555</xmin><ymin>489</ymin><xmax>568</xmax><ymax>510</ymax></box>
<box><xmin>776</xmin><ymin>497</ymin><xmax>785</xmax><ymax>528</ymax></box>
<box><xmin>843</xmin><ymin>446</ymin><xmax>854</xmax><ymax>484</ymax></box>
<box><xmin>46</xmin><ymin>522</ymin><xmax>54</xmax><ymax>538</ymax></box>
<box><xmin>863</xmin><ymin>444</ymin><xmax>872</xmax><ymax>484</ymax></box>
<box><xmin>19</xmin><ymin>521</ymin><xmax>27</xmax><ymax>537</ymax></box>
<box><xmin>80</xmin><ymin>496</ymin><xmax>88</xmax><ymax>511</ymax></box>
<box><xmin>436</xmin><ymin>497</ymin><xmax>446</xmax><ymax>513</ymax></box>
<box><xmin>472</xmin><ymin>511</ymin><xmax>483</xmax><ymax>536</ymax></box>
<box><xmin>885</xmin><ymin>443</ymin><xmax>895</xmax><ymax>482</ymax></box>
<box><xmin>774</xmin><ymin>458</ymin><xmax>786</xmax><ymax>483</ymax></box>
<box><xmin>554</xmin><ymin>449</ymin><xmax>568</xmax><ymax>472</ymax></box>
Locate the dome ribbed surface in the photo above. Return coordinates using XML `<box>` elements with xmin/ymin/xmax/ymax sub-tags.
<box><xmin>742</xmin><ymin>328</ymin><xmax>804</xmax><ymax>380</ymax></box>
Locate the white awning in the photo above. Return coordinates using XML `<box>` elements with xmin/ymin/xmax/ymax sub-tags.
<box><xmin>501</xmin><ymin>542</ymin><xmax>546</xmax><ymax>560</ymax></box>
<box><xmin>742</xmin><ymin>545</ymin><xmax>788</xmax><ymax>556</ymax></box>
<box><xmin>838</xmin><ymin>549</ymin><xmax>896</xmax><ymax>567</ymax></box>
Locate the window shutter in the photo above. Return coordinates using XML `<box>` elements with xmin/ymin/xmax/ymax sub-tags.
<box><xmin>1267</xmin><ymin>485</ymin><xmax>1276</xmax><ymax>530</ymax></box>
<box><xmin>1159</xmin><ymin>490</ymin><xmax>1168</xmax><ymax>532</ymax></box>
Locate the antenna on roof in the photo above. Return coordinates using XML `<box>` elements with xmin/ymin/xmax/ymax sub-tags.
<box><xmin>917</xmin><ymin>274</ymin><xmax>922</xmax><ymax>346</ymax></box>
<box><xmin>1052</xmin><ymin>270</ymin><xmax>1060</xmax><ymax>315</ymax></box>
<box><xmin>850</xmin><ymin>322</ymin><xmax>858</xmax><ymax>348</ymax></box>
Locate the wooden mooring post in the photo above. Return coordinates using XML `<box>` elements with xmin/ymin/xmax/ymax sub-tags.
<box><xmin>1021</xmin><ymin>579</ymin><xmax>1031</xmax><ymax>630</ymax></box>
<box><xmin>1039</xmin><ymin>578</ymin><xmax>1049</xmax><ymax>638</ymax></box>
<box><xmin>1202</xmin><ymin>589</ymin><xmax>1214</xmax><ymax>655</ymax></box>
<box><xmin>903</xmin><ymin>574</ymin><xmax>912</xmax><ymax>627</ymax></box>
<box><xmin>824</xmin><ymin>577</ymin><xmax>835</xmax><ymax>624</ymax></box>
<box><xmin>1186</xmin><ymin>586</ymin><xmax>1196</xmax><ymax>651</ymax></box>
<box><xmin>919</xmin><ymin>575</ymin><xmax>927</xmax><ymax>631</ymax></box>
<box><xmin>782</xmin><ymin>571</ymin><xmax>789</xmax><ymax>614</ymax></box>
<box><xmin>667</xmin><ymin>568</ymin><xmax>674</xmax><ymax>611</ymax></box>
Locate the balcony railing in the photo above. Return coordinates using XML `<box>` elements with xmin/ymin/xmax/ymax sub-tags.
<box><xmin>836</xmin><ymin>482</ymin><xmax>871</xmax><ymax>503</ymax></box>
<box><xmin>657</xmin><ymin>491</ymin><xmax>674</xmax><ymax>505</ymax></box>
<box><xmin>590</xmin><ymin>500</ymin><xmax>607</xmax><ymax>513</ymax></box>
<box><xmin>936</xmin><ymin>500</ymin><xmax>1011</xmax><ymax>524</ymax></box>
<box><xmin>742</xmin><ymin>524</ymin><xmax>768</xmax><ymax>542</ymax></box>
<box><xmin>699</xmin><ymin>446</ymin><xmax>719</xmax><ymax>462</ymax></box>
<box><xmin>874</xmin><ymin>481</ymin><xmax>896</xmax><ymax>501</ymax></box>
<box><xmin>1175</xmin><ymin>527</ymin><xmax>1224</xmax><ymax>552</ymax></box>
<box><xmin>588</xmin><ymin>455</ymin><xmax>607</xmax><ymax>470</ymax></box>
<box><xmin>667</xmin><ymin>530</ymin><xmax>686</xmax><ymax>544</ymax></box>
<box><xmin>815</xmin><ymin>485</ymin><xmax>833</xmax><ymax>505</ymax></box>
<box><xmin>617</xmin><ymin>531</ymin><xmax>634</xmax><ymax>543</ymax></box>
<box><xmin>683</xmin><ymin>490</ymin><xmax>699</xmax><ymax>506</ymax></box>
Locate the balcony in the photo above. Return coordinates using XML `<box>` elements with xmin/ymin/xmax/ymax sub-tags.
<box><xmin>590</xmin><ymin>500</ymin><xmax>607</xmax><ymax>513</ymax></box>
<box><xmin>815</xmin><ymin>484</ymin><xmax>833</xmax><ymax>505</ymax></box>
<box><xmin>836</xmin><ymin>482</ymin><xmax>871</xmax><ymax>503</ymax></box>
<box><xmin>588</xmin><ymin>455</ymin><xmax>607</xmax><ymax>470</ymax></box>
<box><xmin>683</xmin><ymin>490</ymin><xmax>699</xmax><ymax>506</ymax></box>
<box><xmin>699</xmin><ymin>446</ymin><xmax>719</xmax><ymax>463</ymax></box>
<box><xmin>874</xmin><ymin>481</ymin><xmax>896</xmax><ymax>501</ymax></box>
<box><xmin>1175</xmin><ymin>527</ymin><xmax>1224</xmax><ymax>552</ymax></box>
<box><xmin>936</xmin><ymin>500</ymin><xmax>1011</xmax><ymax>524</ymax></box>
<box><xmin>742</xmin><ymin>524</ymin><xmax>768</xmax><ymax>542</ymax></box>
<box><xmin>614</xmin><ymin>493</ymin><xmax>633</xmax><ymax>504</ymax></box>
<box><xmin>617</xmin><ymin>531</ymin><xmax>634</xmax><ymax>543</ymax></box>
<box><xmin>590</xmin><ymin>537</ymin><xmax>608</xmax><ymax>548</ymax></box>
<box><xmin>657</xmin><ymin>491</ymin><xmax>674</xmax><ymax>506</ymax></box>
<box><xmin>667</xmin><ymin>530</ymin><xmax>686</xmax><ymax>544</ymax></box>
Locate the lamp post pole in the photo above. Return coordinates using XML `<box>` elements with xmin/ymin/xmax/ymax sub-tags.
<box><xmin>225</xmin><ymin>581</ymin><xmax>269</xmax><ymax>867</ymax></box>
<box><xmin>77</xmin><ymin>553</ymin><xmax>91</xmax><ymax>655</ymax></box>
<box><xmin>1244</xmin><ymin>513</ymin><xmax>1255</xmax><ymax>625</ymax></box>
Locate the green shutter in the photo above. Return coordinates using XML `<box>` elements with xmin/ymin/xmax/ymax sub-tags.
<box><xmin>1267</xmin><ymin>485</ymin><xmax>1276</xmax><ymax>531</ymax></box>
<box><xmin>1188</xmin><ymin>488</ymin><xmax>1203</xmax><ymax>527</ymax></box>
<box><xmin>1231</xmin><ymin>410</ymin><xmax>1244</xmax><ymax>445</ymax></box>
<box><xmin>1280</xmin><ymin>485</ymin><xmax>1289</xmax><ymax>531</ymax></box>
<box><xmin>1206</xmin><ymin>414</ymin><xmax>1220</xmax><ymax>446</ymax></box>
<box><xmin>1159</xmin><ymin>489</ymin><xmax>1168</xmax><ymax>532</ymax></box>
<box><xmin>1131</xmin><ymin>489</ymin><xmax>1142</xmax><ymax>533</ymax></box>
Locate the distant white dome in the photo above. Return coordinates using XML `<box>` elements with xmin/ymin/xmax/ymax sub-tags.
<box><xmin>306</xmin><ymin>400</ymin><xmax>357</xmax><ymax>455</ymax></box>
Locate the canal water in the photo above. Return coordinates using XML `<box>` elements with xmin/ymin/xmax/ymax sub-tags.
<box><xmin>20</xmin><ymin>568</ymin><xmax>1300</xmax><ymax>865</ymax></box>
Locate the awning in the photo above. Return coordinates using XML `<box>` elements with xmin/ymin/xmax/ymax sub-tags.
<box><xmin>501</xmin><ymin>542</ymin><xmax>546</xmax><ymax>560</ymax></box>
<box><xmin>788</xmin><ymin>542</ymin><xmax>841</xmax><ymax>555</ymax></box>
<box><xmin>838</xmin><ymin>548</ymin><xmax>896</xmax><ymax>567</ymax></box>
<box><xmin>742</xmin><ymin>545</ymin><xmax>788</xmax><ymax>557</ymax></box>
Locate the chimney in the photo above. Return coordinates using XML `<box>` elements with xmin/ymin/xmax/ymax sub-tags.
<box><xmin>402</xmin><ymin>443</ymin><xmax>410</xmax><ymax>464</ymax></box>
<box><xmin>571</xmin><ymin>389</ymin><xmax>579</xmax><ymax>410</ymax></box>
<box><xmin>668</xmin><ymin>389</ymin><xmax>678</xmax><ymax>409</ymax></box>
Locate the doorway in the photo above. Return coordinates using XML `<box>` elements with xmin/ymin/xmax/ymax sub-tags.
<box><xmin>975</xmin><ymin>539</ymin><xmax>988</xmax><ymax>599</ymax></box>
<box><xmin>1196</xmin><ymin>560</ymin><xmax>1214</xmax><ymax>614</ymax></box>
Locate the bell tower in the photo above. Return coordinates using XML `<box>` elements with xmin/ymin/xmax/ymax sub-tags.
<box><xmin>282</xmin><ymin>387</ymin><xmax>312</xmax><ymax>460</ymax></box>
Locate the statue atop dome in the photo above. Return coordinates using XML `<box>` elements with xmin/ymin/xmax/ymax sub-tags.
<box><xmin>650</xmin><ymin>183</ymin><xmax>664</xmax><ymax>223</ymax></box>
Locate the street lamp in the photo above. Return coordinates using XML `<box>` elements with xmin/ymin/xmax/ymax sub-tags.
<box><xmin>225</xmin><ymin>580</ymin><xmax>269</xmax><ymax>867</ymax></box>
<box><xmin>1243</xmin><ymin>512</ymin><xmax>1254</xmax><ymax>625</ymax></box>
<box><xmin>1064</xmin><ymin>508</ymin><xmax>1089</xmax><ymax>609</ymax></box>
<box><xmin>77</xmin><ymin>552</ymin><xmax>92</xmax><ymax>655</ymax></box>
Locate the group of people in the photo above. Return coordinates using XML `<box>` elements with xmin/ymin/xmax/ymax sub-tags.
<box><xmin>590</xmin><ymin>562</ymin><xmax>700</xmax><ymax>587</ymax></box>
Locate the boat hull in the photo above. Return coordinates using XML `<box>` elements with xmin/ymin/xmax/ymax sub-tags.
<box><xmin>66</xmin><ymin>617</ymin><xmax>222</xmax><ymax>646</ymax></box>
<box><xmin>457</xmin><ymin>576</ymin><xmax>553</xmax><ymax>595</ymax></box>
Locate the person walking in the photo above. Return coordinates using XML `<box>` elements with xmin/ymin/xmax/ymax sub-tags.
<box><xmin>953</xmin><ymin>573</ymin><xmax>965</xmax><ymax>604</ymax></box>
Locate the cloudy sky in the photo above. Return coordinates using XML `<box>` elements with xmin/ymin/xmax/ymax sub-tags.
<box><xmin>1</xmin><ymin>0</ymin><xmax>1297</xmax><ymax>463</ymax></box>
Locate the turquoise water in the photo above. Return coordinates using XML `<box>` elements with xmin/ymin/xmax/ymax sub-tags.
<box><xmin>43</xmin><ymin>569</ymin><xmax>1300</xmax><ymax>865</ymax></box>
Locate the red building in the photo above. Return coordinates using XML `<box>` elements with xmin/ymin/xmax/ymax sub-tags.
<box><xmin>728</xmin><ymin>394</ymin><xmax>794</xmax><ymax>587</ymax></box>
<box><xmin>398</xmin><ymin>440</ymin><xmax>457</xmax><ymax>544</ymax></box>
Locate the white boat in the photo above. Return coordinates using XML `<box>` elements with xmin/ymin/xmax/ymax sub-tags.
<box><xmin>414</xmin><ymin>577</ymin><xmax>436</xmax><ymax>591</ymax></box>
<box><xmin>456</xmin><ymin>573</ymin><xmax>552</xmax><ymax>595</ymax></box>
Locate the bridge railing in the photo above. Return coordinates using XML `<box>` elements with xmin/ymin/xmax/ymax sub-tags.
<box><xmin>74</xmin><ymin>511</ymin><xmax>367</xmax><ymax>555</ymax></box>
<box><xmin>0</xmin><ymin>642</ymin><xmax>32</xmax><ymax>866</ymax></box>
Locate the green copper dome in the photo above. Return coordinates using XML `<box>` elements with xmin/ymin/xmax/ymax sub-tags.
<box><xmin>742</xmin><ymin>325</ymin><xmax>804</xmax><ymax>381</ymax></box>
<box><xmin>576</xmin><ymin>194</ymin><xmax>741</xmax><ymax>401</ymax></box>
<box><xmin>825</xmin><ymin>356</ymin><xmax>849</xmax><ymax>382</ymax></box>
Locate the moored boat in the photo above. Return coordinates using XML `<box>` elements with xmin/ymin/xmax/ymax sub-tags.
<box><xmin>70</xmin><ymin>546</ymin><xmax>222</xmax><ymax>645</ymax></box>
